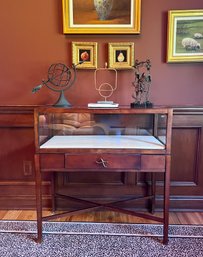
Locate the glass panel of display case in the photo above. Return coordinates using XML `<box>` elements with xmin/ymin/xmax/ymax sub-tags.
<box><xmin>36</xmin><ymin>111</ymin><xmax>167</xmax><ymax>150</ymax></box>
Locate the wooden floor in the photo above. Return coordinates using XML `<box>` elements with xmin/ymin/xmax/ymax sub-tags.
<box><xmin>0</xmin><ymin>210</ymin><xmax>203</xmax><ymax>225</ymax></box>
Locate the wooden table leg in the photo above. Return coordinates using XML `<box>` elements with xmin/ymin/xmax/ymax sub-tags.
<box><xmin>35</xmin><ymin>154</ymin><xmax>42</xmax><ymax>243</ymax></box>
<box><xmin>51</xmin><ymin>172</ymin><xmax>56</xmax><ymax>213</ymax></box>
<box><xmin>163</xmin><ymin>155</ymin><xmax>171</xmax><ymax>244</ymax></box>
<box><xmin>150</xmin><ymin>173</ymin><xmax>156</xmax><ymax>214</ymax></box>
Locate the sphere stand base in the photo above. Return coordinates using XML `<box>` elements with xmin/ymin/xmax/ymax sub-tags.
<box><xmin>53</xmin><ymin>91</ymin><xmax>71</xmax><ymax>107</ymax></box>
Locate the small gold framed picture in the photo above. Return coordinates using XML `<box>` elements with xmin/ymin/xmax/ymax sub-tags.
<box><xmin>72</xmin><ymin>42</ymin><xmax>98</xmax><ymax>69</ymax></box>
<box><xmin>108</xmin><ymin>42</ymin><xmax>134</xmax><ymax>69</ymax></box>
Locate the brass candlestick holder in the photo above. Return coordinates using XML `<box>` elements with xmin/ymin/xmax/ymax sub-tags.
<box><xmin>88</xmin><ymin>63</ymin><xmax>119</xmax><ymax>108</ymax></box>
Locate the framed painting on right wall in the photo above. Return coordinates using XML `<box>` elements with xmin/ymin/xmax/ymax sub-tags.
<box><xmin>167</xmin><ymin>9</ymin><xmax>203</xmax><ymax>63</ymax></box>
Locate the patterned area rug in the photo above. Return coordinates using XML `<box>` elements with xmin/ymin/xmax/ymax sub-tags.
<box><xmin>0</xmin><ymin>221</ymin><xmax>203</xmax><ymax>257</ymax></box>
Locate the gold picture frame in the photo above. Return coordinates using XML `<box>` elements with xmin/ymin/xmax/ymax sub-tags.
<box><xmin>72</xmin><ymin>42</ymin><xmax>98</xmax><ymax>69</ymax></box>
<box><xmin>108</xmin><ymin>42</ymin><xmax>134</xmax><ymax>69</ymax></box>
<box><xmin>62</xmin><ymin>0</ymin><xmax>141</xmax><ymax>34</ymax></box>
<box><xmin>167</xmin><ymin>9</ymin><xmax>203</xmax><ymax>63</ymax></box>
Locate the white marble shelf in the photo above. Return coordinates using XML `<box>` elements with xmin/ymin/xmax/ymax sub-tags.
<box><xmin>40</xmin><ymin>135</ymin><xmax>165</xmax><ymax>149</ymax></box>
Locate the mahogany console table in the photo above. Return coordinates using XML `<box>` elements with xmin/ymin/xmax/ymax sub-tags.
<box><xmin>34</xmin><ymin>107</ymin><xmax>173</xmax><ymax>243</ymax></box>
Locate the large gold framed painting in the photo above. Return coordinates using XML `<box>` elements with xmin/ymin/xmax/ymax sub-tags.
<box><xmin>167</xmin><ymin>10</ymin><xmax>203</xmax><ymax>63</ymax></box>
<box><xmin>62</xmin><ymin>0</ymin><xmax>141</xmax><ymax>34</ymax></box>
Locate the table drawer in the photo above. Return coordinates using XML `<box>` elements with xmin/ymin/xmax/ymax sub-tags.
<box><xmin>141</xmin><ymin>155</ymin><xmax>165</xmax><ymax>171</ymax></box>
<box><xmin>40</xmin><ymin>154</ymin><xmax>165</xmax><ymax>171</ymax></box>
<box><xmin>40</xmin><ymin>154</ymin><xmax>64</xmax><ymax>169</ymax></box>
<box><xmin>65</xmin><ymin>154</ymin><xmax>141</xmax><ymax>170</ymax></box>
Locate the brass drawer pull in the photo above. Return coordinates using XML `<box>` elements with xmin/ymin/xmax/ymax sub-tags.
<box><xmin>96</xmin><ymin>158</ymin><xmax>108</xmax><ymax>168</ymax></box>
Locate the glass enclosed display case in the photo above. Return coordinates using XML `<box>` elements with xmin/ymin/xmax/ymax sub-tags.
<box><xmin>34</xmin><ymin>106</ymin><xmax>173</xmax><ymax>244</ymax></box>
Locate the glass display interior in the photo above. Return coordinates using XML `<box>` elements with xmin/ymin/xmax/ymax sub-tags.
<box><xmin>38</xmin><ymin>112</ymin><xmax>167</xmax><ymax>149</ymax></box>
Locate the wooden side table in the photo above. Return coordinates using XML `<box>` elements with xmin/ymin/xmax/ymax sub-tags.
<box><xmin>34</xmin><ymin>107</ymin><xmax>173</xmax><ymax>244</ymax></box>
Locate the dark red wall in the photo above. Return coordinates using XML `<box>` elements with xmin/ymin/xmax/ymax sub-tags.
<box><xmin>0</xmin><ymin>0</ymin><xmax>203</xmax><ymax>107</ymax></box>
